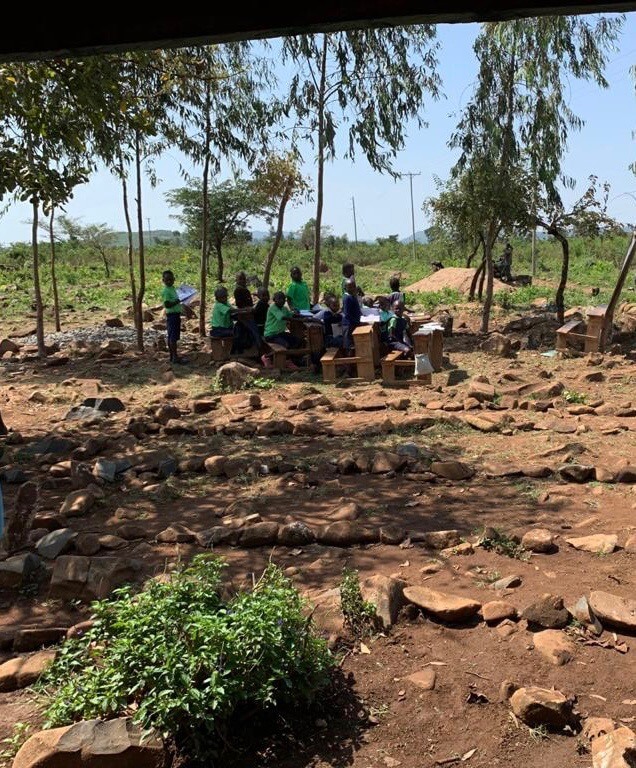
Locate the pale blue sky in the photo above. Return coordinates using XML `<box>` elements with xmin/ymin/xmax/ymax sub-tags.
<box><xmin>1</xmin><ymin>13</ymin><xmax>635</xmax><ymax>246</ymax></box>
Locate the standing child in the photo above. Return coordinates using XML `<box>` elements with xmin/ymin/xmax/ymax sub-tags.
<box><xmin>388</xmin><ymin>276</ymin><xmax>405</xmax><ymax>307</ymax></box>
<box><xmin>342</xmin><ymin>278</ymin><xmax>361</xmax><ymax>353</ymax></box>
<box><xmin>388</xmin><ymin>299</ymin><xmax>413</xmax><ymax>356</ymax></box>
<box><xmin>161</xmin><ymin>270</ymin><xmax>187</xmax><ymax>365</ymax></box>
<box><xmin>264</xmin><ymin>291</ymin><xmax>302</xmax><ymax>370</ymax></box>
<box><xmin>286</xmin><ymin>266</ymin><xmax>311</xmax><ymax>311</ymax></box>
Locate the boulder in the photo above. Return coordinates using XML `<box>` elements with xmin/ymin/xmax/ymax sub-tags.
<box><xmin>238</xmin><ymin>522</ymin><xmax>280</xmax><ymax>548</ymax></box>
<box><xmin>522</xmin><ymin>594</ymin><xmax>570</xmax><ymax>629</ymax></box>
<box><xmin>60</xmin><ymin>489</ymin><xmax>95</xmax><ymax>518</ymax></box>
<box><xmin>559</xmin><ymin>464</ymin><xmax>595</xmax><ymax>483</ymax></box>
<box><xmin>532</xmin><ymin>630</ymin><xmax>575</xmax><ymax>666</ymax></box>
<box><xmin>565</xmin><ymin>534</ymin><xmax>617</xmax><ymax>555</ymax></box>
<box><xmin>216</xmin><ymin>361</ymin><xmax>259</xmax><ymax>390</ymax></box>
<box><xmin>510</xmin><ymin>686</ymin><xmax>580</xmax><ymax>731</ymax></box>
<box><xmin>481</xmin><ymin>600</ymin><xmax>517</xmax><ymax>625</ymax></box>
<box><xmin>403</xmin><ymin>586</ymin><xmax>481</xmax><ymax>623</ymax></box>
<box><xmin>588</xmin><ymin>591</ymin><xmax>636</xmax><ymax>632</ymax></box>
<box><xmin>36</xmin><ymin>528</ymin><xmax>77</xmax><ymax>559</ymax></box>
<box><xmin>317</xmin><ymin>521</ymin><xmax>379</xmax><ymax>546</ymax></box>
<box><xmin>0</xmin><ymin>650</ymin><xmax>56</xmax><ymax>692</ymax></box>
<box><xmin>360</xmin><ymin>574</ymin><xmax>406</xmax><ymax>629</ymax></box>
<box><xmin>0</xmin><ymin>553</ymin><xmax>45</xmax><ymax>590</ymax></box>
<box><xmin>429</xmin><ymin>461</ymin><xmax>474</xmax><ymax>481</ymax></box>
<box><xmin>592</xmin><ymin>726</ymin><xmax>636</xmax><ymax>768</ymax></box>
<box><xmin>521</xmin><ymin>529</ymin><xmax>556</xmax><ymax>554</ymax></box>
<box><xmin>277</xmin><ymin>521</ymin><xmax>316</xmax><ymax>546</ymax></box>
<box><xmin>371</xmin><ymin>452</ymin><xmax>407</xmax><ymax>474</ymax></box>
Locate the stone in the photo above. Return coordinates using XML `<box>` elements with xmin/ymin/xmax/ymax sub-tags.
<box><xmin>13</xmin><ymin>717</ymin><xmax>164</xmax><ymax>768</ymax></box>
<box><xmin>568</xmin><ymin>596</ymin><xmax>603</xmax><ymax>636</ymax></box>
<box><xmin>624</xmin><ymin>535</ymin><xmax>636</xmax><ymax>554</ymax></box>
<box><xmin>36</xmin><ymin>528</ymin><xmax>77</xmax><ymax>559</ymax></box>
<box><xmin>371</xmin><ymin>451</ymin><xmax>407</xmax><ymax>474</ymax></box>
<box><xmin>330</xmin><ymin>502</ymin><xmax>362</xmax><ymax>521</ymax></box>
<box><xmin>49</xmin><ymin>555</ymin><xmax>91</xmax><ymax>599</ymax></box>
<box><xmin>481</xmin><ymin>333</ymin><xmax>513</xmax><ymax>357</ymax></box>
<box><xmin>4</xmin><ymin>481</ymin><xmax>39</xmax><ymax>554</ymax></box>
<box><xmin>403</xmin><ymin>586</ymin><xmax>481</xmax><ymax>623</ymax></box>
<box><xmin>13</xmin><ymin>627</ymin><xmax>67</xmax><ymax>652</ymax></box>
<box><xmin>440</xmin><ymin>542</ymin><xmax>473</xmax><ymax>557</ymax></box>
<box><xmin>238</xmin><ymin>522</ymin><xmax>280</xmax><ymax>547</ymax></box>
<box><xmin>491</xmin><ymin>575</ymin><xmax>522</xmax><ymax>590</ymax></box>
<box><xmin>396</xmin><ymin>442</ymin><xmax>421</xmax><ymax>459</ymax></box>
<box><xmin>360</xmin><ymin>574</ymin><xmax>406</xmax><ymax>629</ymax></box>
<box><xmin>317</xmin><ymin>521</ymin><xmax>379</xmax><ymax>547</ymax></box>
<box><xmin>565</xmin><ymin>534</ymin><xmax>617</xmax><ymax>554</ymax></box>
<box><xmin>0</xmin><ymin>650</ymin><xmax>56</xmax><ymax>692</ymax></box>
<box><xmin>616</xmin><ymin>468</ymin><xmax>636</xmax><ymax>484</ymax></box>
<box><xmin>60</xmin><ymin>489</ymin><xmax>95</xmax><ymax>518</ymax></box>
<box><xmin>583</xmin><ymin>717</ymin><xmax>616</xmax><ymax>742</ymax></box>
<box><xmin>196</xmin><ymin>527</ymin><xmax>239</xmax><ymax>548</ymax></box>
<box><xmin>0</xmin><ymin>553</ymin><xmax>45</xmax><ymax>590</ymax></box>
<box><xmin>406</xmin><ymin>668</ymin><xmax>436</xmax><ymax>690</ymax></box>
<box><xmin>257</xmin><ymin>420</ymin><xmax>294</xmax><ymax>436</ymax></box>
<box><xmin>216</xmin><ymin>361</ymin><xmax>259</xmax><ymax>390</ymax></box>
<box><xmin>117</xmin><ymin>524</ymin><xmax>147</xmax><ymax>541</ymax></box>
<box><xmin>410</xmin><ymin>530</ymin><xmax>461</xmax><ymax>549</ymax></box>
<box><xmin>592</xmin><ymin>726</ymin><xmax>636</xmax><ymax>768</ymax></box>
<box><xmin>204</xmin><ymin>455</ymin><xmax>227</xmax><ymax>476</ymax></box>
<box><xmin>84</xmin><ymin>557</ymin><xmax>142</xmax><ymax>601</ymax></box>
<box><xmin>588</xmin><ymin>591</ymin><xmax>636</xmax><ymax>632</ymax></box>
<box><xmin>533</xmin><ymin>629</ymin><xmax>575</xmax><ymax>666</ymax></box>
<box><xmin>379</xmin><ymin>525</ymin><xmax>406</xmax><ymax>545</ymax></box>
<box><xmin>190</xmin><ymin>399</ymin><xmax>218</xmax><ymax>414</ymax></box>
<box><xmin>156</xmin><ymin>524</ymin><xmax>196</xmax><ymax>543</ymax></box>
<box><xmin>521</xmin><ymin>529</ymin><xmax>556</xmax><ymax>554</ymax></box>
<box><xmin>74</xmin><ymin>533</ymin><xmax>101</xmax><ymax>556</ymax></box>
<box><xmin>521</xmin><ymin>465</ymin><xmax>553</xmax><ymax>479</ymax></box>
<box><xmin>510</xmin><ymin>686</ymin><xmax>580</xmax><ymax>731</ymax></box>
<box><xmin>81</xmin><ymin>396</ymin><xmax>125</xmax><ymax>413</ymax></box>
<box><xmin>467</xmin><ymin>379</ymin><xmax>496</xmax><ymax>402</ymax></box>
<box><xmin>559</xmin><ymin>464</ymin><xmax>595</xmax><ymax>483</ymax></box>
<box><xmin>104</xmin><ymin>317</ymin><xmax>124</xmax><ymax>328</ymax></box>
<box><xmin>522</xmin><ymin>594</ymin><xmax>570</xmax><ymax>629</ymax></box>
<box><xmin>278</xmin><ymin>521</ymin><xmax>316</xmax><ymax>546</ymax></box>
<box><xmin>429</xmin><ymin>461</ymin><xmax>474</xmax><ymax>481</ymax></box>
<box><xmin>98</xmin><ymin>535</ymin><xmax>126</xmax><ymax>550</ymax></box>
<box><xmin>482</xmin><ymin>600</ymin><xmax>517</xmax><ymax>624</ymax></box>
<box><xmin>595</xmin><ymin>467</ymin><xmax>617</xmax><ymax>483</ymax></box>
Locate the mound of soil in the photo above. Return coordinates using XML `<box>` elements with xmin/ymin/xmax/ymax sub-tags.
<box><xmin>405</xmin><ymin>267</ymin><xmax>512</xmax><ymax>295</ymax></box>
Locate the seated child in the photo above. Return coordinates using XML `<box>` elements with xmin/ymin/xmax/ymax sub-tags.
<box><xmin>388</xmin><ymin>299</ymin><xmax>413</xmax><ymax>356</ymax></box>
<box><xmin>341</xmin><ymin>262</ymin><xmax>355</xmax><ymax>296</ymax></box>
<box><xmin>313</xmin><ymin>293</ymin><xmax>343</xmax><ymax>349</ymax></box>
<box><xmin>342</xmin><ymin>278</ymin><xmax>361</xmax><ymax>353</ymax></box>
<box><xmin>253</xmin><ymin>287</ymin><xmax>270</xmax><ymax>337</ymax></box>
<box><xmin>264</xmin><ymin>291</ymin><xmax>303</xmax><ymax>370</ymax></box>
<box><xmin>209</xmin><ymin>286</ymin><xmax>238</xmax><ymax>350</ymax></box>
<box><xmin>377</xmin><ymin>295</ymin><xmax>394</xmax><ymax>344</ymax></box>
<box><xmin>286</xmin><ymin>266</ymin><xmax>311</xmax><ymax>311</ymax></box>
<box><xmin>388</xmin><ymin>276</ymin><xmax>405</xmax><ymax>307</ymax></box>
<box><xmin>232</xmin><ymin>271</ymin><xmax>263</xmax><ymax>355</ymax></box>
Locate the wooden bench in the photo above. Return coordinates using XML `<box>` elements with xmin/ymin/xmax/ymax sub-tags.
<box><xmin>320</xmin><ymin>326</ymin><xmax>376</xmax><ymax>382</ymax></box>
<box><xmin>266</xmin><ymin>341</ymin><xmax>311</xmax><ymax>370</ymax></box>
<box><xmin>209</xmin><ymin>336</ymin><xmax>232</xmax><ymax>362</ymax></box>
<box><xmin>556</xmin><ymin>314</ymin><xmax>604</xmax><ymax>353</ymax></box>
<box><xmin>381</xmin><ymin>350</ymin><xmax>432</xmax><ymax>385</ymax></box>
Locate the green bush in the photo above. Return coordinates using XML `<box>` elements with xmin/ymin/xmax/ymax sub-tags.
<box><xmin>38</xmin><ymin>555</ymin><xmax>334</xmax><ymax>764</ymax></box>
<box><xmin>339</xmin><ymin>567</ymin><xmax>377</xmax><ymax>638</ymax></box>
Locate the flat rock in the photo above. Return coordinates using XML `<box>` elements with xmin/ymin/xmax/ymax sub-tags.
<box><xmin>592</xmin><ymin>726</ymin><xmax>636</xmax><ymax>768</ymax></box>
<box><xmin>559</xmin><ymin>464</ymin><xmax>595</xmax><ymax>483</ymax></box>
<box><xmin>522</xmin><ymin>528</ymin><xmax>556</xmax><ymax>553</ymax></box>
<box><xmin>403</xmin><ymin>586</ymin><xmax>481</xmax><ymax>623</ymax></box>
<box><xmin>406</xmin><ymin>668</ymin><xmax>436</xmax><ymax>690</ymax></box>
<box><xmin>0</xmin><ymin>650</ymin><xmax>56</xmax><ymax>692</ymax></box>
<box><xmin>566</xmin><ymin>534</ymin><xmax>617</xmax><ymax>554</ymax></box>
<box><xmin>361</xmin><ymin>574</ymin><xmax>406</xmax><ymax>629</ymax></box>
<box><xmin>491</xmin><ymin>574</ymin><xmax>522</xmax><ymax>591</ymax></box>
<box><xmin>429</xmin><ymin>461</ymin><xmax>474</xmax><ymax>481</ymax></box>
<box><xmin>589</xmin><ymin>591</ymin><xmax>636</xmax><ymax>631</ymax></box>
<box><xmin>510</xmin><ymin>686</ymin><xmax>580</xmax><ymax>731</ymax></box>
<box><xmin>533</xmin><ymin>629</ymin><xmax>575</xmax><ymax>666</ymax></box>
<box><xmin>482</xmin><ymin>600</ymin><xmax>517</xmax><ymax>624</ymax></box>
<box><xmin>36</xmin><ymin>528</ymin><xmax>77</xmax><ymax>559</ymax></box>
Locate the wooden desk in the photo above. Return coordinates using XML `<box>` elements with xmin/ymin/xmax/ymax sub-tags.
<box><xmin>289</xmin><ymin>316</ymin><xmax>325</xmax><ymax>356</ymax></box>
<box><xmin>413</xmin><ymin>325</ymin><xmax>444</xmax><ymax>372</ymax></box>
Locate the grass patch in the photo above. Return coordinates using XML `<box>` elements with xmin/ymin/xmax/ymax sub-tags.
<box><xmin>477</xmin><ymin>527</ymin><xmax>528</xmax><ymax>560</ymax></box>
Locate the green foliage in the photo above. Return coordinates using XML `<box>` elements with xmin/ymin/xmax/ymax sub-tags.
<box><xmin>478</xmin><ymin>527</ymin><xmax>527</xmax><ymax>560</ymax></box>
<box><xmin>38</xmin><ymin>555</ymin><xmax>334</xmax><ymax>764</ymax></box>
<box><xmin>339</xmin><ymin>567</ymin><xmax>377</xmax><ymax>638</ymax></box>
<box><xmin>0</xmin><ymin>723</ymin><xmax>32</xmax><ymax>767</ymax></box>
<box><xmin>563</xmin><ymin>389</ymin><xmax>587</xmax><ymax>404</ymax></box>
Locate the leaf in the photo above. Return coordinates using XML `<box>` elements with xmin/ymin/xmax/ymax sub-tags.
<box><xmin>462</xmin><ymin>748</ymin><xmax>477</xmax><ymax>761</ymax></box>
<box><xmin>359</xmin><ymin>642</ymin><xmax>371</xmax><ymax>655</ymax></box>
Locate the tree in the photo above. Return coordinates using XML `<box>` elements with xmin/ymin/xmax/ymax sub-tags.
<box><xmin>56</xmin><ymin>216</ymin><xmax>116</xmax><ymax>277</ymax></box>
<box><xmin>0</xmin><ymin>59</ymin><xmax>116</xmax><ymax>355</ymax></box>
<box><xmin>534</xmin><ymin>176</ymin><xmax>620</xmax><ymax>323</ymax></box>
<box><xmin>448</xmin><ymin>15</ymin><xmax>623</xmax><ymax>330</ymax></box>
<box><xmin>282</xmin><ymin>27</ymin><xmax>440</xmax><ymax>302</ymax></box>
<box><xmin>166</xmin><ymin>177</ymin><xmax>269</xmax><ymax>282</ymax></box>
<box><xmin>167</xmin><ymin>44</ymin><xmax>279</xmax><ymax>335</ymax></box>
<box><xmin>251</xmin><ymin>152</ymin><xmax>311</xmax><ymax>290</ymax></box>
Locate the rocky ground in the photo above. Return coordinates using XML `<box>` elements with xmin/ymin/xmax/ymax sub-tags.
<box><xmin>1</xmin><ymin>305</ymin><xmax>636</xmax><ymax>767</ymax></box>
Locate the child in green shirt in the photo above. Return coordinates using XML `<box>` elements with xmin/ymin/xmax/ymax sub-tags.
<box><xmin>264</xmin><ymin>291</ymin><xmax>303</xmax><ymax>370</ymax></box>
<box><xmin>286</xmin><ymin>266</ymin><xmax>311</xmax><ymax>311</ymax></box>
<box><xmin>209</xmin><ymin>286</ymin><xmax>238</xmax><ymax>350</ymax></box>
<box><xmin>161</xmin><ymin>270</ymin><xmax>187</xmax><ymax>365</ymax></box>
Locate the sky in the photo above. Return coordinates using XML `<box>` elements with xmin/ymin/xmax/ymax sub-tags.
<box><xmin>1</xmin><ymin>14</ymin><xmax>636</xmax><ymax>246</ymax></box>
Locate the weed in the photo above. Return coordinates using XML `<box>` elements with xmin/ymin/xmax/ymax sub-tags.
<box><xmin>527</xmin><ymin>724</ymin><xmax>550</xmax><ymax>742</ymax></box>
<box><xmin>339</xmin><ymin>567</ymin><xmax>377</xmax><ymax>639</ymax></box>
<box><xmin>247</xmin><ymin>376</ymin><xmax>277</xmax><ymax>391</ymax></box>
<box><xmin>0</xmin><ymin>723</ymin><xmax>31</xmax><ymax>766</ymax></box>
<box><xmin>563</xmin><ymin>390</ymin><xmax>587</xmax><ymax>404</ymax></box>
<box><xmin>477</xmin><ymin>527</ymin><xmax>528</xmax><ymax>560</ymax></box>
<box><xmin>38</xmin><ymin>555</ymin><xmax>334</xmax><ymax>765</ymax></box>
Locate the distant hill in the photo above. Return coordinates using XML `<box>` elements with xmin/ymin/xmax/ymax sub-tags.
<box><xmin>400</xmin><ymin>230</ymin><xmax>430</xmax><ymax>245</ymax></box>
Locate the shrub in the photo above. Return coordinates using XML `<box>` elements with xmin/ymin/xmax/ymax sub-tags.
<box><xmin>38</xmin><ymin>555</ymin><xmax>334</xmax><ymax>764</ymax></box>
<box><xmin>339</xmin><ymin>567</ymin><xmax>377</xmax><ymax>638</ymax></box>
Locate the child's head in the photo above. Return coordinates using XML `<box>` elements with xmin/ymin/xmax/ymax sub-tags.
<box><xmin>392</xmin><ymin>299</ymin><xmax>405</xmax><ymax>316</ymax></box>
<box><xmin>236</xmin><ymin>271</ymin><xmax>247</xmax><ymax>287</ymax></box>
<box><xmin>324</xmin><ymin>293</ymin><xmax>340</xmax><ymax>313</ymax></box>
<box><xmin>390</xmin><ymin>276</ymin><xmax>400</xmax><ymax>292</ymax></box>
<box><xmin>342</xmin><ymin>262</ymin><xmax>354</xmax><ymax>279</ymax></box>
<box><xmin>344</xmin><ymin>278</ymin><xmax>357</xmax><ymax>295</ymax></box>
<box><xmin>256</xmin><ymin>287</ymin><xmax>270</xmax><ymax>303</ymax></box>
<box><xmin>290</xmin><ymin>266</ymin><xmax>302</xmax><ymax>282</ymax></box>
<box><xmin>273</xmin><ymin>290</ymin><xmax>286</xmax><ymax>308</ymax></box>
<box><xmin>378</xmin><ymin>295</ymin><xmax>390</xmax><ymax>311</ymax></box>
<box><xmin>362</xmin><ymin>296</ymin><xmax>374</xmax><ymax>308</ymax></box>
<box><xmin>162</xmin><ymin>270</ymin><xmax>175</xmax><ymax>286</ymax></box>
<box><xmin>214</xmin><ymin>285</ymin><xmax>228</xmax><ymax>303</ymax></box>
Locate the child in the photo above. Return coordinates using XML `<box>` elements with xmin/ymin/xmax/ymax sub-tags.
<box><xmin>286</xmin><ymin>266</ymin><xmax>311</xmax><ymax>311</ymax></box>
<box><xmin>314</xmin><ymin>293</ymin><xmax>343</xmax><ymax>349</ymax></box>
<box><xmin>233</xmin><ymin>271</ymin><xmax>263</xmax><ymax>356</ymax></box>
<box><xmin>234</xmin><ymin>271</ymin><xmax>254</xmax><ymax>309</ymax></box>
<box><xmin>341</xmin><ymin>262</ymin><xmax>355</xmax><ymax>296</ymax></box>
<box><xmin>264</xmin><ymin>291</ymin><xmax>302</xmax><ymax>370</ymax></box>
<box><xmin>209</xmin><ymin>286</ymin><xmax>237</xmax><ymax>351</ymax></box>
<box><xmin>161</xmin><ymin>270</ymin><xmax>187</xmax><ymax>365</ymax></box>
<box><xmin>388</xmin><ymin>276</ymin><xmax>405</xmax><ymax>307</ymax></box>
<box><xmin>342</xmin><ymin>278</ymin><xmax>361</xmax><ymax>353</ymax></box>
<box><xmin>388</xmin><ymin>299</ymin><xmax>413</xmax><ymax>356</ymax></box>
<box><xmin>253</xmin><ymin>287</ymin><xmax>270</xmax><ymax>338</ymax></box>
<box><xmin>377</xmin><ymin>295</ymin><xmax>394</xmax><ymax>344</ymax></box>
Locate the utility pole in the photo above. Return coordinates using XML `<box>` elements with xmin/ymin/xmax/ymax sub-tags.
<box><xmin>146</xmin><ymin>217</ymin><xmax>151</xmax><ymax>243</ymax></box>
<box><xmin>351</xmin><ymin>196</ymin><xmax>358</xmax><ymax>245</ymax></box>
<box><xmin>401</xmin><ymin>171</ymin><xmax>421</xmax><ymax>260</ymax></box>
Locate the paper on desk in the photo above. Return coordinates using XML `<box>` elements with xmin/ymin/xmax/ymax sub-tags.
<box><xmin>176</xmin><ymin>284</ymin><xmax>198</xmax><ymax>304</ymax></box>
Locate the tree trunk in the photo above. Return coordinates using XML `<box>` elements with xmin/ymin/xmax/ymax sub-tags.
<box><xmin>469</xmin><ymin>260</ymin><xmax>484</xmax><ymax>301</ymax></box>
<box><xmin>120</xmin><ymin>155</ymin><xmax>138</xmax><ymax>329</ymax></box>
<box><xmin>49</xmin><ymin>207</ymin><xmax>61</xmax><ymax>332</ymax></box>
<box><xmin>134</xmin><ymin>131</ymin><xmax>145</xmax><ymax>352</ymax></box>
<box><xmin>99</xmin><ymin>248</ymin><xmax>110</xmax><ymax>278</ymax></box>
<box><xmin>0</xmin><ymin>410</ymin><xmax>7</xmax><ymax>436</ymax></box>
<box><xmin>481</xmin><ymin>238</ymin><xmax>494</xmax><ymax>333</ymax></box>
<box><xmin>263</xmin><ymin>181</ymin><xmax>292</xmax><ymax>290</ymax></box>
<box><xmin>552</xmin><ymin>227</ymin><xmax>569</xmax><ymax>325</ymax></box>
<box><xmin>465</xmin><ymin>239</ymin><xmax>480</xmax><ymax>268</ymax></box>
<box><xmin>312</xmin><ymin>35</ymin><xmax>328</xmax><ymax>306</ymax></box>
<box><xmin>215</xmin><ymin>243</ymin><xmax>224</xmax><ymax>283</ymax></box>
<box><xmin>31</xmin><ymin>199</ymin><xmax>45</xmax><ymax>357</ymax></box>
<box><xmin>199</xmin><ymin>81</ymin><xmax>212</xmax><ymax>337</ymax></box>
